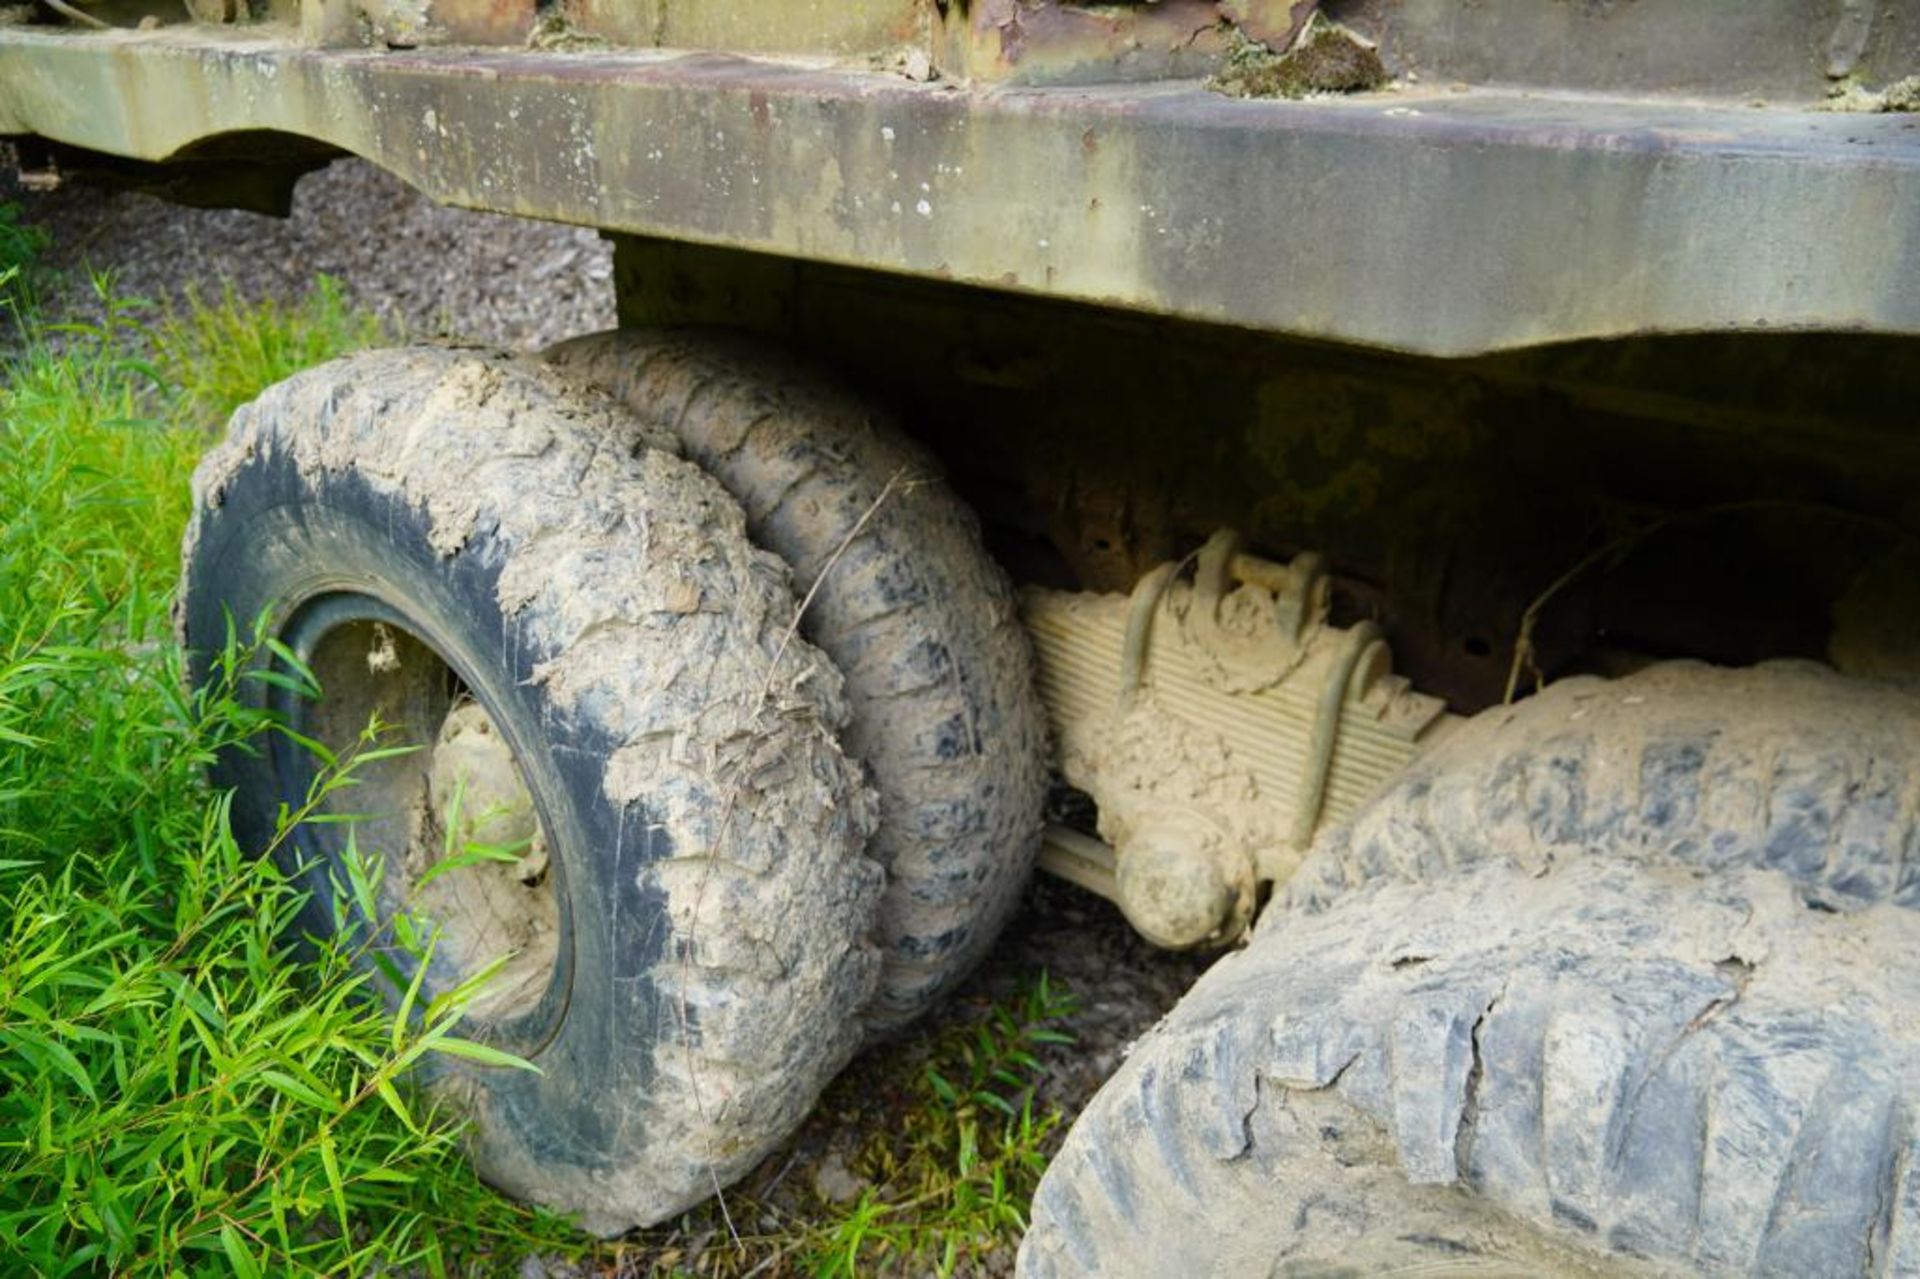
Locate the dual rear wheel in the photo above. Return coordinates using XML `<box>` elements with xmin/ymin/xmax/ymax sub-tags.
<box><xmin>178</xmin><ymin>336</ymin><xmax>1047</xmax><ymax>1233</ymax></box>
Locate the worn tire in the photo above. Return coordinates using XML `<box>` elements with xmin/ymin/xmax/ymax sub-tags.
<box><xmin>548</xmin><ymin>330</ymin><xmax>1048</xmax><ymax>1033</ymax></box>
<box><xmin>1022</xmin><ymin>859</ymin><xmax>1920</xmax><ymax>1276</ymax></box>
<box><xmin>178</xmin><ymin>346</ymin><xmax>884</xmax><ymax>1234</ymax></box>
<box><xmin>1290</xmin><ymin>659</ymin><xmax>1920</xmax><ymax>915</ymax></box>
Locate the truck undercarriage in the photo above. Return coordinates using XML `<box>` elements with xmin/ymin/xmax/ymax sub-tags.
<box><xmin>5</xmin><ymin>0</ymin><xmax>1917</xmax><ymax>1270</ymax></box>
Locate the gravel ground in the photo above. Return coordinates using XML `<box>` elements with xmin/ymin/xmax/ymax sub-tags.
<box><xmin>5</xmin><ymin>158</ymin><xmax>615</xmax><ymax>349</ymax></box>
<box><xmin>6</xmin><ymin>158</ymin><xmax>1209</xmax><ymax>1271</ymax></box>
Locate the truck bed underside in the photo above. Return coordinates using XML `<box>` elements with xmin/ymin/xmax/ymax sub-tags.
<box><xmin>2</xmin><ymin>20</ymin><xmax>1918</xmax><ymax>358</ymax></box>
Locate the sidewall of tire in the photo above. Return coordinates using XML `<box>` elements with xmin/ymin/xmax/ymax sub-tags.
<box><xmin>185</xmin><ymin>445</ymin><xmax>673</xmax><ymax>1201</ymax></box>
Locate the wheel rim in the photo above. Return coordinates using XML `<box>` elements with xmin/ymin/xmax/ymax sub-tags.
<box><xmin>270</xmin><ymin>592</ymin><xmax>571</xmax><ymax>1057</ymax></box>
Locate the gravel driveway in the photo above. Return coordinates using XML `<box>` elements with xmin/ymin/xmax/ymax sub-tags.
<box><xmin>6</xmin><ymin>156</ymin><xmax>1207</xmax><ymax>1271</ymax></box>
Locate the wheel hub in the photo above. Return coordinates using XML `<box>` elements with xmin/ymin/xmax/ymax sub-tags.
<box><xmin>406</xmin><ymin>696</ymin><xmax>559</xmax><ymax>1022</ymax></box>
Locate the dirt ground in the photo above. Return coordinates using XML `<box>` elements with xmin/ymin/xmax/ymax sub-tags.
<box><xmin>6</xmin><ymin>156</ymin><xmax>1209</xmax><ymax>1271</ymax></box>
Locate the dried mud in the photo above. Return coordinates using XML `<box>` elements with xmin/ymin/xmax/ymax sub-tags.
<box><xmin>10</xmin><ymin>150</ymin><xmax>1208</xmax><ymax>1266</ymax></box>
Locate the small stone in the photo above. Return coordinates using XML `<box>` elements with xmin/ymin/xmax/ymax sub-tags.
<box><xmin>663</xmin><ymin>577</ymin><xmax>701</xmax><ymax>613</ymax></box>
<box><xmin>811</xmin><ymin>1150</ymin><xmax>870</xmax><ymax>1204</ymax></box>
<box><xmin>902</xmin><ymin>47</ymin><xmax>937</xmax><ymax>83</ymax></box>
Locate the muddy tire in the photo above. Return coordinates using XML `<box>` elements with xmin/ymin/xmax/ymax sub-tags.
<box><xmin>1021</xmin><ymin>858</ymin><xmax>1920</xmax><ymax>1276</ymax></box>
<box><xmin>1289</xmin><ymin>659</ymin><xmax>1920</xmax><ymax>915</ymax></box>
<box><xmin>178</xmin><ymin>346</ymin><xmax>884</xmax><ymax>1234</ymax></box>
<box><xmin>548</xmin><ymin>330</ymin><xmax>1048</xmax><ymax>1034</ymax></box>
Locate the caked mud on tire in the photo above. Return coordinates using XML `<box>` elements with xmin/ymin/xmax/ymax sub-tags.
<box><xmin>1022</xmin><ymin>859</ymin><xmax>1920</xmax><ymax>1277</ymax></box>
<box><xmin>548</xmin><ymin>330</ymin><xmax>1048</xmax><ymax>1034</ymax></box>
<box><xmin>1289</xmin><ymin>660</ymin><xmax>1920</xmax><ymax>915</ymax></box>
<box><xmin>178</xmin><ymin>346</ymin><xmax>884</xmax><ymax>1234</ymax></box>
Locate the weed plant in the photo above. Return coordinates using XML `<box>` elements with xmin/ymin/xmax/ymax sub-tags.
<box><xmin>812</xmin><ymin>974</ymin><xmax>1076</xmax><ymax>1276</ymax></box>
<box><xmin>1</xmin><ymin>202</ymin><xmax>48</xmax><ymax>314</ymax></box>
<box><xmin>155</xmin><ymin>279</ymin><xmax>385</xmax><ymax>427</ymax></box>
<box><xmin>0</xmin><ymin>256</ymin><xmax>583</xmax><ymax>1274</ymax></box>
<box><xmin>642</xmin><ymin>973</ymin><xmax>1077</xmax><ymax>1277</ymax></box>
<box><xmin>0</xmin><ymin>212</ymin><xmax>1077</xmax><ymax>1275</ymax></box>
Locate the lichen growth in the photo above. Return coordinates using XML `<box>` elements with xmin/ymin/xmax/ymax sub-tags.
<box><xmin>526</xmin><ymin>11</ymin><xmax>608</xmax><ymax>52</ymax></box>
<box><xmin>355</xmin><ymin>0</ymin><xmax>434</xmax><ymax>50</ymax></box>
<box><xmin>1819</xmin><ymin>74</ymin><xmax>1920</xmax><ymax>113</ymax></box>
<box><xmin>1209</xmin><ymin>12</ymin><xmax>1389</xmax><ymax>101</ymax></box>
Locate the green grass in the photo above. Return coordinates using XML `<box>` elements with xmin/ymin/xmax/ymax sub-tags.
<box><xmin>0</xmin><ymin>200</ymin><xmax>48</xmax><ymax>314</ymax></box>
<box><xmin>806</xmin><ymin>974</ymin><xmax>1075</xmax><ymax>1276</ymax></box>
<box><xmin>635</xmin><ymin>973</ymin><xmax>1077</xmax><ymax>1277</ymax></box>
<box><xmin>155</xmin><ymin>278</ymin><xmax>387</xmax><ymax>427</ymax></box>
<box><xmin>0</xmin><ymin>207</ymin><xmax>1076</xmax><ymax>1276</ymax></box>
<box><xmin>0</xmin><ymin>236</ymin><xmax>589</xmax><ymax>1274</ymax></box>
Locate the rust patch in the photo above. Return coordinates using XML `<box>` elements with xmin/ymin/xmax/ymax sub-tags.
<box><xmin>432</xmin><ymin>0</ymin><xmax>537</xmax><ymax>45</ymax></box>
<box><xmin>1216</xmin><ymin>0</ymin><xmax>1319</xmax><ymax>52</ymax></box>
<box><xmin>958</xmin><ymin>0</ymin><xmax>1225</xmax><ymax>84</ymax></box>
<box><xmin>561</xmin><ymin>0</ymin><xmax>925</xmax><ymax>58</ymax></box>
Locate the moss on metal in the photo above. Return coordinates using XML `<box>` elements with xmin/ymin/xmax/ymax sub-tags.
<box><xmin>1820</xmin><ymin>74</ymin><xmax>1920</xmax><ymax>113</ymax></box>
<box><xmin>1209</xmin><ymin>12</ymin><xmax>1387</xmax><ymax>100</ymax></box>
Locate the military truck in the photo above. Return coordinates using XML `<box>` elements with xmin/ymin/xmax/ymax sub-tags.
<box><xmin>6</xmin><ymin>1</ymin><xmax>1919</xmax><ymax>1270</ymax></box>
